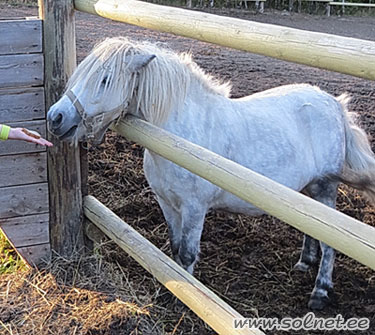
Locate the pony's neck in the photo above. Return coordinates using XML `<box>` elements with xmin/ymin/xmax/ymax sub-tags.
<box><xmin>126</xmin><ymin>54</ymin><xmax>231</xmax><ymax>126</ymax></box>
<box><xmin>128</xmin><ymin>62</ymin><xmax>190</xmax><ymax>126</ymax></box>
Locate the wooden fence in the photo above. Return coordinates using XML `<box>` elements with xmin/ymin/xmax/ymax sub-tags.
<box><xmin>75</xmin><ymin>0</ymin><xmax>375</xmax><ymax>80</ymax></box>
<box><xmin>288</xmin><ymin>0</ymin><xmax>375</xmax><ymax>16</ymax></box>
<box><xmin>0</xmin><ymin>18</ymin><xmax>50</xmax><ymax>266</ymax></box>
<box><xmin>39</xmin><ymin>0</ymin><xmax>86</xmax><ymax>257</ymax></box>
<box><xmin>29</xmin><ymin>0</ymin><xmax>375</xmax><ymax>333</ymax></box>
<box><xmin>84</xmin><ymin>195</ymin><xmax>263</xmax><ymax>335</ymax></box>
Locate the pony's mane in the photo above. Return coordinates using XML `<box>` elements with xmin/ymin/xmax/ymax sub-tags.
<box><xmin>66</xmin><ymin>37</ymin><xmax>232</xmax><ymax>125</ymax></box>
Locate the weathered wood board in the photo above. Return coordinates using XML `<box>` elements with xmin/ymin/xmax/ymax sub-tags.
<box><xmin>0</xmin><ymin>213</ymin><xmax>49</xmax><ymax>247</ymax></box>
<box><xmin>0</xmin><ymin>19</ymin><xmax>42</xmax><ymax>56</ymax></box>
<box><xmin>0</xmin><ymin>54</ymin><xmax>44</xmax><ymax>89</ymax></box>
<box><xmin>0</xmin><ymin>88</ymin><xmax>45</xmax><ymax>123</ymax></box>
<box><xmin>0</xmin><ymin>183</ymin><xmax>49</xmax><ymax>219</ymax></box>
<box><xmin>17</xmin><ymin>243</ymin><xmax>51</xmax><ymax>266</ymax></box>
<box><xmin>0</xmin><ymin>152</ymin><xmax>48</xmax><ymax>187</ymax></box>
<box><xmin>0</xmin><ymin>18</ymin><xmax>51</xmax><ymax>265</ymax></box>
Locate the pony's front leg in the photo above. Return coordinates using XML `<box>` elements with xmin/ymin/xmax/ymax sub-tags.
<box><xmin>294</xmin><ymin>234</ymin><xmax>319</xmax><ymax>271</ymax></box>
<box><xmin>157</xmin><ymin>197</ymin><xmax>183</xmax><ymax>264</ymax></box>
<box><xmin>179</xmin><ymin>204</ymin><xmax>206</xmax><ymax>274</ymax></box>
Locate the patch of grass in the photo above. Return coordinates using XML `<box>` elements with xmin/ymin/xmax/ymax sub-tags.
<box><xmin>0</xmin><ymin>230</ymin><xmax>27</xmax><ymax>275</ymax></box>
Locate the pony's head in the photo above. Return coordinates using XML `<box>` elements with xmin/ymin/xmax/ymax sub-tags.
<box><xmin>46</xmin><ymin>37</ymin><xmax>164</xmax><ymax>145</ymax></box>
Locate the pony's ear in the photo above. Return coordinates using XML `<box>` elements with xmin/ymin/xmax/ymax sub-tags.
<box><xmin>129</xmin><ymin>54</ymin><xmax>156</xmax><ymax>73</ymax></box>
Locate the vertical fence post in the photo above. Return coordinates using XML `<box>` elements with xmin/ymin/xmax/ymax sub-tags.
<box><xmin>39</xmin><ymin>0</ymin><xmax>85</xmax><ymax>257</ymax></box>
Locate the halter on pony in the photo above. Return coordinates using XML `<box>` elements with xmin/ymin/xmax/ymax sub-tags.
<box><xmin>65</xmin><ymin>89</ymin><xmax>127</xmax><ymax>140</ymax></box>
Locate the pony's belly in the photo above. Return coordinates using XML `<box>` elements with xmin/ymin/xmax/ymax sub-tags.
<box><xmin>212</xmin><ymin>193</ymin><xmax>265</xmax><ymax>216</ymax></box>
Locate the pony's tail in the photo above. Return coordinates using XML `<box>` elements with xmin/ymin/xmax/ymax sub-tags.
<box><xmin>336</xmin><ymin>94</ymin><xmax>375</xmax><ymax>205</ymax></box>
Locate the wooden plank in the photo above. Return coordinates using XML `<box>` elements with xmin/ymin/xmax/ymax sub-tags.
<box><xmin>75</xmin><ymin>0</ymin><xmax>375</xmax><ymax>80</ymax></box>
<box><xmin>0</xmin><ymin>213</ymin><xmax>49</xmax><ymax>248</ymax></box>
<box><xmin>0</xmin><ymin>19</ymin><xmax>42</xmax><ymax>56</ymax></box>
<box><xmin>0</xmin><ymin>88</ymin><xmax>45</xmax><ymax>123</ymax></box>
<box><xmin>0</xmin><ymin>183</ymin><xmax>49</xmax><ymax>219</ymax></box>
<box><xmin>329</xmin><ymin>1</ymin><xmax>375</xmax><ymax>6</ymax></box>
<box><xmin>0</xmin><ymin>54</ymin><xmax>43</xmax><ymax>89</ymax></box>
<box><xmin>0</xmin><ymin>17</ymin><xmax>38</xmax><ymax>21</ymax></box>
<box><xmin>0</xmin><ymin>152</ymin><xmax>47</xmax><ymax>187</ymax></box>
<box><xmin>84</xmin><ymin>196</ymin><xmax>261</xmax><ymax>335</ymax></box>
<box><xmin>112</xmin><ymin>116</ymin><xmax>375</xmax><ymax>271</ymax></box>
<box><xmin>17</xmin><ymin>243</ymin><xmax>51</xmax><ymax>266</ymax></box>
<box><xmin>39</xmin><ymin>0</ymin><xmax>86</xmax><ymax>257</ymax></box>
<box><xmin>0</xmin><ymin>120</ymin><xmax>47</xmax><ymax>156</ymax></box>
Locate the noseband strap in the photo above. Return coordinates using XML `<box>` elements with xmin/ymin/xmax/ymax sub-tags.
<box><xmin>65</xmin><ymin>89</ymin><xmax>100</xmax><ymax>138</ymax></box>
<box><xmin>65</xmin><ymin>90</ymin><xmax>85</xmax><ymax>118</ymax></box>
<box><xmin>65</xmin><ymin>89</ymin><xmax>125</xmax><ymax>140</ymax></box>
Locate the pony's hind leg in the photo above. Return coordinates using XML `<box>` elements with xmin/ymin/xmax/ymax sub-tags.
<box><xmin>295</xmin><ymin>187</ymin><xmax>321</xmax><ymax>272</ymax></box>
<box><xmin>303</xmin><ymin>178</ymin><xmax>339</xmax><ymax>310</ymax></box>
<box><xmin>310</xmin><ymin>241</ymin><xmax>336</xmax><ymax>310</ymax></box>
<box><xmin>294</xmin><ymin>234</ymin><xmax>319</xmax><ymax>272</ymax></box>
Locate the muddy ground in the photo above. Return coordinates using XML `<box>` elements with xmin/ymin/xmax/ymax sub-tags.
<box><xmin>1</xmin><ymin>3</ymin><xmax>375</xmax><ymax>334</ymax></box>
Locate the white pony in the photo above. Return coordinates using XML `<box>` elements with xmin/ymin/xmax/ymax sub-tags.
<box><xmin>47</xmin><ymin>37</ymin><xmax>375</xmax><ymax>310</ymax></box>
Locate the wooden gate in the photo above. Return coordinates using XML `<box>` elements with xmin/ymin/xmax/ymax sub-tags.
<box><xmin>0</xmin><ymin>18</ymin><xmax>50</xmax><ymax>266</ymax></box>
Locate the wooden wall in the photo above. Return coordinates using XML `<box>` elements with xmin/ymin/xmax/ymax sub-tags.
<box><xmin>0</xmin><ymin>18</ymin><xmax>50</xmax><ymax>266</ymax></box>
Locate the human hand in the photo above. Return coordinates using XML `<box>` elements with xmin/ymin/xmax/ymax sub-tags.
<box><xmin>8</xmin><ymin>127</ymin><xmax>53</xmax><ymax>147</ymax></box>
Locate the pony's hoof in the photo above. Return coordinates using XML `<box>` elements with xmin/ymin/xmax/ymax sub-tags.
<box><xmin>308</xmin><ymin>295</ymin><xmax>330</xmax><ymax>310</ymax></box>
<box><xmin>294</xmin><ymin>261</ymin><xmax>310</xmax><ymax>272</ymax></box>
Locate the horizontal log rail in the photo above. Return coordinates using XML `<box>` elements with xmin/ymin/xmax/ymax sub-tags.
<box><xmin>74</xmin><ymin>0</ymin><xmax>375</xmax><ymax>80</ymax></box>
<box><xmin>84</xmin><ymin>195</ymin><xmax>263</xmax><ymax>335</ymax></box>
<box><xmin>329</xmin><ymin>1</ymin><xmax>375</xmax><ymax>6</ymax></box>
<box><xmin>109</xmin><ymin>115</ymin><xmax>375</xmax><ymax>271</ymax></box>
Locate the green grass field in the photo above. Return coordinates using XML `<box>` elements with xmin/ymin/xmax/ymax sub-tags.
<box><xmin>0</xmin><ymin>230</ymin><xmax>27</xmax><ymax>275</ymax></box>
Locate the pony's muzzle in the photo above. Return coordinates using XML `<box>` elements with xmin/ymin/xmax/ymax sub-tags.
<box><xmin>47</xmin><ymin>98</ymin><xmax>82</xmax><ymax>140</ymax></box>
<box><xmin>48</xmin><ymin>110</ymin><xmax>63</xmax><ymax>130</ymax></box>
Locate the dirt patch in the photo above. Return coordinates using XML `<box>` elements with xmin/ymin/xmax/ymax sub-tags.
<box><xmin>1</xmin><ymin>4</ymin><xmax>375</xmax><ymax>335</ymax></box>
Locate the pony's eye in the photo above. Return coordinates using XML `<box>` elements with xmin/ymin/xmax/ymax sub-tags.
<box><xmin>101</xmin><ymin>76</ymin><xmax>109</xmax><ymax>86</ymax></box>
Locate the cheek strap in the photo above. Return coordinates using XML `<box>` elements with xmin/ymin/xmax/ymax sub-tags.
<box><xmin>65</xmin><ymin>89</ymin><xmax>127</xmax><ymax>140</ymax></box>
<box><xmin>65</xmin><ymin>89</ymin><xmax>105</xmax><ymax>139</ymax></box>
<box><xmin>66</xmin><ymin>90</ymin><xmax>85</xmax><ymax>118</ymax></box>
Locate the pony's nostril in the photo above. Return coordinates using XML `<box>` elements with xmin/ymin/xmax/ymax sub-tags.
<box><xmin>52</xmin><ymin>113</ymin><xmax>63</xmax><ymax>129</ymax></box>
